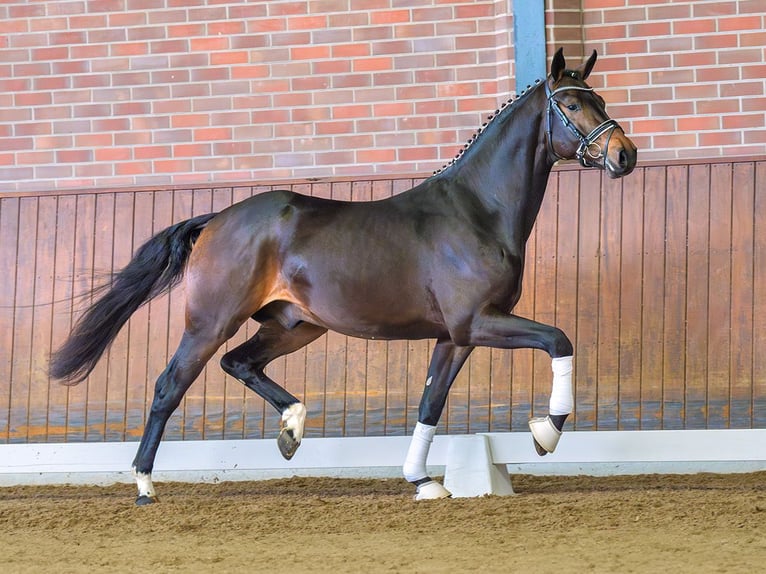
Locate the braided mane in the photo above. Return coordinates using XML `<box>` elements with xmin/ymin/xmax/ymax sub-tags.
<box><xmin>431</xmin><ymin>78</ymin><xmax>544</xmax><ymax>177</ymax></box>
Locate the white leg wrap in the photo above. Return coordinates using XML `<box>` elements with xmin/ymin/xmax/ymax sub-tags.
<box><xmin>549</xmin><ymin>355</ymin><xmax>573</xmax><ymax>415</ymax></box>
<box><xmin>281</xmin><ymin>402</ymin><xmax>307</xmax><ymax>442</ymax></box>
<box><xmin>403</xmin><ymin>422</ymin><xmax>436</xmax><ymax>483</ymax></box>
<box><xmin>133</xmin><ymin>468</ymin><xmax>156</xmax><ymax>499</ymax></box>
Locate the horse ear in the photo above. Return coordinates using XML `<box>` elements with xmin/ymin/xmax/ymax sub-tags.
<box><xmin>550</xmin><ymin>47</ymin><xmax>566</xmax><ymax>82</ymax></box>
<box><xmin>580</xmin><ymin>50</ymin><xmax>598</xmax><ymax>80</ymax></box>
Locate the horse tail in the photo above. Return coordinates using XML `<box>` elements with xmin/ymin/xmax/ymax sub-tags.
<box><xmin>49</xmin><ymin>212</ymin><xmax>218</xmax><ymax>385</ymax></box>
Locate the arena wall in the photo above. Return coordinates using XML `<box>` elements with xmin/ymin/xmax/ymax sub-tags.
<box><xmin>2</xmin><ymin>157</ymin><xmax>764</xmax><ymax>444</ymax></box>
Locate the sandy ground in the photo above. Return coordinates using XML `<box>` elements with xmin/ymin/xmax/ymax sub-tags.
<box><xmin>0</xmin><ymin>473</ymin><xmax>764</xmax><ymax>573</ymax></box>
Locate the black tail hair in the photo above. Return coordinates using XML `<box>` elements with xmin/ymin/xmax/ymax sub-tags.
<box><xmin>49</xmin><ymin>212</ymin><xmax>218</xmax><ymax>385</ymax></box>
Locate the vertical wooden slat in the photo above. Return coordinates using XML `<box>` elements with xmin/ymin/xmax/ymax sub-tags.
<box><xmin>640</xmin><ymin>166</ymin><xmax>667</xmax><ymax>429</ymax></box>
<box><xmin>753</xmin><ymin>162</ymin><xmax>766</xmax><ymax>428</ymax></box>
<box><xmin>48</xmin><ymin>195</ymin><xmax>76</xmax><ymax>442</ymax></box>
<box><xmin>574</xmin><ymin>169</ymin><xmax>601</xmax><ymax>430</ymax></box>
<box><xmin>29</xmin><ymin>196</ymin><xmax>58</xmax><ymax>441</ymax></box>
<box><xmin>124</xmin><ymin>191</ymin><xmax>154</xmax><ymax>440</ymax></box>
<box><xmin>686</xmin><ymin>164</ymin><xmax>711</xmax><ymax>429</ymax></box>
<box><xmin>552</xmin><ymin>170</ymin><xmax>579</xmax><ymax>429</ymax></box>
<box><xmin>65</xmin><ymin>194</ymin><xmax>96</xmax><ymax>442</ymax></box>
<box><xmin>9</xmin><ymin>198</ymin><xmax>39</xmax><ymax>442</ymax></box>
<box><xmin>707</xmin><ymin>163</ymin><xmax>733</xmax><ymax>429</ymax></box>
<box><xmin>729</xmin><ymin>162</ymin><xmax>755</xmax><ymax>428</ymax></box>
<box><xmin>618</xmin><ymin>167</ymin><xmax>644</xmax><ymax>430</ymax></box>
<box><xmin>104</xmin><ymin>193</ymin><xmax>134</xmax><ymax>440</ymax></box>
<box><xmin>0</xmin><ymin>197</ymin><xmax>20</xmax><ymax>442</ymax></box>
<box><xmin>596</xmin><ymin>172</ymin><xmax>623</xmax><ymax>430</ymax></box>
<box><xmin>662</xmin><ymin>165</ymin><xmax>689</xmax><ymax>429</ymax></box>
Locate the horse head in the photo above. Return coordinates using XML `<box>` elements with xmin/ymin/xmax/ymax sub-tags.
<box><xmin>545</xmin><ymin>48</ymin><xmax>637</xmax><ymax>179</ymax></box>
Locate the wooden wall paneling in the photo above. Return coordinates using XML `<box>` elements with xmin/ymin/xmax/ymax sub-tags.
<box><xmin>123</xmin><ymin>191</ymin><xmax>154</xmax><ymax>440</ymax></box>
<box><xmin>166</xmin><ymin>189</ymin><xmax>192</xmax><ymax>440</ymax></box>
<box><xmin>8</xmin><ymin>198</ymin><xmax>39</xmax><ymax>442</ymax></box>
<box><xmin>596</xmin><ymin>172</ymin><xmax>623</xmax><ymax>430</ymax></box>
<box><xmin>85</xmin><ymin>193</ymin><xmax>116</xmax><ymax>441</ymax></box>
<box><xmin>617</xmin><ymin>167</ymin><xmax>644</xmax><ymax>430</ymax></box>
<box><xmin>707</xmin><ymin>163</ymin><xmax>734</xmax><ymax>429</ymax></box>
<box><xmin>552</xmin><ymin>170</ymin><xmax>580</xmax><ymax>429</ymax></box>
<box><xmin>0</xmin><ymin>197</ymin><xmax>20</xmax><ymax>442</ymax></box>
<box><xmin>729</xmin><ymin>162</ymin><xmax>755</xmax><ymax>428</ymax></box>
<box><xmin>48</xmin><ymin>195</ymin><xmax>78</xmax><ymax>441</ymax></box>
<box><xmin>29</xmin><ymin>196</ymin><xmax>58</xmax><ymax>442</ymax></box>
<box><xmin>753</xmin><ymin>162</ymin><xmax>766</xmax><ymax>428</ymax></box>
<box><xmin>640</xmin><ymin>166</ymin><xmax>668</xmax><ymax>429</ymax></box>
<box><xmin>104</xmin><ymin>192</ymin><xmax>134</xmax><ymax>440</ymax></box>
<box><xmin>64</xmin><ymin>194</ymin><xmax>96</xmax><ymax>442</ymax></box>
<box><xmin>685</xmin><ymin>164</ymin><xmax>712</xmax><ymax>429</ymax></box>
<box><xmin>662</xmin><ymin>165</ymin><xmax>690</xmax><ymax>429</ymax></box>
<box><xmin>143</xmin><ymin>191</ymin><xmax>173</xmax><ymax>440</ymax></box>
<box><xmin>574</xmin><ymin>169</ymin><xmax>602</xmax><ymax>430</ymax></box>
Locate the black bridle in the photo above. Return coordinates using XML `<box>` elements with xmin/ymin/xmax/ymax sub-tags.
<box><xmin>545</xmin><ymin>77</ymin><xmax>620</xmax><ymax>168</ymax></box>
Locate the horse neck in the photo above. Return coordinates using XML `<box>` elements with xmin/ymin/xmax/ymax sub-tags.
<box><xmin>446</xmin><ymin>83</ymin><xmax>555</xmax><ymax>243</ymax></box>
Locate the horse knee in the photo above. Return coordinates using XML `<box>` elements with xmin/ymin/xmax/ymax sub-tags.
<box><xmin>549</xmin><ymin>328</ymin><xmax>573</xmax><ymax>358</ymax></box>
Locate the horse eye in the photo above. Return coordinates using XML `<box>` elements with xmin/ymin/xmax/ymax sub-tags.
<box><xmin>566</xmin><ymin>104</ymin><xmax>579</xmax><ymax>112</ymax></box>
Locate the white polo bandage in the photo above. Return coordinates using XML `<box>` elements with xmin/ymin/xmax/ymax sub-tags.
<box><xmin>403</xmin><ymin>422</ymin><xmax>436</xmax><ymax>483</ymax></box>
<box><xmin>549</xmin><ymin>355</ymin><xmax>573</xmax><ymax>415</ymax></box>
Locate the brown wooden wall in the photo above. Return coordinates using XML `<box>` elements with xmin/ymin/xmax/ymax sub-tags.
<box><xmin>1</xmin><ymin>157</ymin><xmax>765</xmax><ymax>444</ymax></box>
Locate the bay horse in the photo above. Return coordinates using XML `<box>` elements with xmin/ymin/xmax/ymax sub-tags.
<box><xmin>50</xmin><ymin>49</ymin><xmax>637</xmax><ymax>504</ymax></box>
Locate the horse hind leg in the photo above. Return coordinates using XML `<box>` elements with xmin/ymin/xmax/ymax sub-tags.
<box><xmin>132</xmin><ymin>328</ymin><xmax>230</xmax><ymax>505</ymax></box>
<box><xmin>220</xmin><ymin>320</ymin><xmax>327</xmax><ymax>460</ymax></box>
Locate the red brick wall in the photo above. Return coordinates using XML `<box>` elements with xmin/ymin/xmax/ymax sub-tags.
<box><xmin>0</xmin><ymin>0</ymin><xmax>513</xmax><ymax>191</ymax></box>
<box><xmin>582</xmin><ymin>0</ymin><xmax>766</xmax><ymax>161</ymax></box>
<box><xmin>1</xmin><ymin>1</ymin><xmax>764</xmax><ymax>192</ymax></box>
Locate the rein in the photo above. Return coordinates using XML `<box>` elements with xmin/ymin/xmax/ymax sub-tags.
<box><xmin>544</xmin><ymin>79</ymin><xmax>620</xmax><ymax>168</ymax></box>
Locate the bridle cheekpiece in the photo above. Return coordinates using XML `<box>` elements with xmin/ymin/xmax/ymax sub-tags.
<box><xmin>544</xmin><ymin>72</ymin><xmax>620</xmax><ymax>168</ymax></box>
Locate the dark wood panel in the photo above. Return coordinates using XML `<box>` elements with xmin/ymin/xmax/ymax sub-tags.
<box><xmin>1</xmin><ymin>161</ymin><xmax>764</xmax><ymax>444</ymax></box>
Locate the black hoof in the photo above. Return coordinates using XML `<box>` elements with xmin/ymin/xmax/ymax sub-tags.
<box><xmin>277</xmin><ymin>428</ymin><xmax>300</xmax><ymax>460</ymax></box>
<box><xmin>533</xmin><ymin>437</ymin><xmax>548</xmax><ymax>457</ymax></box>
<box><xmin>135</xmin><ymin>495</ymin><xmax>157</xmax><ymax>506</ymax></box>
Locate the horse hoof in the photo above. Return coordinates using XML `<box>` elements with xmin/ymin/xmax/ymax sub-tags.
<box><xmin>135</xmin><ymin>495</ymin><xmax>157</xmax><ymax>506</ymax></box>
<box><xmin>413</xmin><ymin>480</ymin><xmax>452</xmax><ymax>501</ymax></box>
<box><xmin>277</xmin><ymin>428</ymin><xmax>300</xmax><ymax>460</ymax></box>
<box><xmin>529</xmin><ymin>415</ymin><xmax>562</xmax><ymax>455</ymax></box>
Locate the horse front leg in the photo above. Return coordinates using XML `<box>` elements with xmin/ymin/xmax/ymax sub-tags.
<box><xmin>404</xmin><ymin>339</ymin><xmax>473</xmax><ymax>500</ymax></box>
<box><xmin>464</xmin><ymin>309</ymin><xmax>574</xmax><ymax>456</ymax></box>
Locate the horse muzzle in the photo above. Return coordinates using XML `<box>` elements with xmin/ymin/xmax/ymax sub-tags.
<box><xmin>603</xmin><ymin>129</ymin><xmax>637</xmax><ymax>179</ymax></box>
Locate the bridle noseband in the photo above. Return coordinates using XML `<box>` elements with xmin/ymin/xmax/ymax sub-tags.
<box><xmin>544</xmin><ymin>75</ymin><xmax>620</xmax><ymax>168</ymax></box>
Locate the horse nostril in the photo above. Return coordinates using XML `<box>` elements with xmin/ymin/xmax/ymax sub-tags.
<box><xmin>618</xmin><ymin>149</ymin><xmax>628</xmax><ymax>169</ymax></box>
